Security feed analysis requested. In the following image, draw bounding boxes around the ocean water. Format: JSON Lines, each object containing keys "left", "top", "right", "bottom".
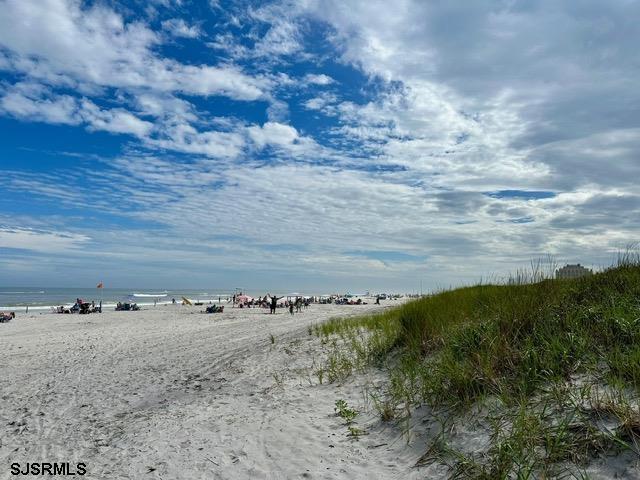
{"left": 0, "top": 287, "right": 236, "bottom": 311}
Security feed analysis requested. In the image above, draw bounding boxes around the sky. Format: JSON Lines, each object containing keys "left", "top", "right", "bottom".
{"left": 0, "top": 0, "right": 639, "bottom": 292}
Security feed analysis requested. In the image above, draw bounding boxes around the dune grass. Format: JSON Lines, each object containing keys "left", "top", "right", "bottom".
{"left": 313, "top": 256, "right": 640, "bottom": 477}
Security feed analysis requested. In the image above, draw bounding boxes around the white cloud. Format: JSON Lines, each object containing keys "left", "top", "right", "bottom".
{"left": 245, "top": 122, "right": 322, "bottom": 158}
{"left": 249, "top": 5, "right": 303, "bottom": 58}
{"left": 207, "top": 3, "right": 310, "bottom": 62}
{"left": 0, "top": 0, "right": 266, "bottom": 100}
{"left": 304, "top": 74, "right": 334, "bottom": 85}
{"left": 253, "top": 20, "right": 301, "bottom": 57}
{"left": 206, "top": 33, "right": 249, "bottom": 58}
{"left": 148, "top": 124, "right": 246, "bottom": 158}
{"left": 133, "top": 93, "right": 197, "bottom": 123}
{"left": 247, "top": 122, "right": 299, "bottom": 148}
{"left": 161, "top": 18, "right": 201, "bottom": 38}
{"left": 0, "top": 227, "right": 90, "bottom": 253}
{"left": 0, "top": 89, "right": 79, "bottom": 125}
{"left": 172, "top": 63, "right": 264, "bottom": 100}
{"left": 79, "top": 100, "right": 154, "bottom": 137}
{"left": 3, "top": 149, "right": 633, "bottom": 289}
{"left": 0, "top": 84, "right": 154, "bottom": 137}
{"left": 300, "top": 0, "right": 640, "bottom": 182}
{"left": 302, "top": 92, "right": 339, "bottom": 115}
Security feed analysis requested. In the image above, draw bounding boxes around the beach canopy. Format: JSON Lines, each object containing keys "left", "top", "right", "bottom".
{"left": 236, "top": 294, "right": 253, "bottom": 303}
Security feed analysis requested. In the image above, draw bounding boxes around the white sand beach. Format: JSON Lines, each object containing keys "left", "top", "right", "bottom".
{"left": 0, "top": 301, "right": 428, "bottom": 480}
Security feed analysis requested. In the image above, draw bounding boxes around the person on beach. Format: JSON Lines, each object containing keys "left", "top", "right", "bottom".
{"left": 289, "top": 303, "right": 294, "bottom": 315}
{"left": 269, "top": 295, "right": 283, "bottom": 314}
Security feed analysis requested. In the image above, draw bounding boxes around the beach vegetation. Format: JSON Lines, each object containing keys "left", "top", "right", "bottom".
{"left": 313, "top": 250, "right": 640, "bottom": 476}
{"left": 335, "top": 399, "right": 366, "bottom": 439}
{"left": 335, "top": 399, "right": 359, "bottom": 424}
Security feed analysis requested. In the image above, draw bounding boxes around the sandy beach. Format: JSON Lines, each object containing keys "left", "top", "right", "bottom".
{"left": 0, "top": 301, "right": 427, "bottom": 480}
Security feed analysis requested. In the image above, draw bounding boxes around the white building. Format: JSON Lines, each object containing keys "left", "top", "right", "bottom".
{"left": 556, "top": 264, "right": 593, "bottom": 280}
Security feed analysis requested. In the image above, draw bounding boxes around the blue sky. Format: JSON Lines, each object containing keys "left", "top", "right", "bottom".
{"left": 0, "top": 0, "right": 639, "bottom": 291}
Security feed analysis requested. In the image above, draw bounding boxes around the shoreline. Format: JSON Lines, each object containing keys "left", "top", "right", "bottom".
{"left": 0, "top": 295, "right": 393, "bottom": 313}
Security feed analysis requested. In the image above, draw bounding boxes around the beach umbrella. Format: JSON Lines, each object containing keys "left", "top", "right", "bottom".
{"left": 236, "top": 294, "right": 253, "bottom": 303}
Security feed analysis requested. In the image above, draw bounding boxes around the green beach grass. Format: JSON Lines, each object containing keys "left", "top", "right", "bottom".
{"left": 313, "top": 254, "right": 640, "bottom": 477}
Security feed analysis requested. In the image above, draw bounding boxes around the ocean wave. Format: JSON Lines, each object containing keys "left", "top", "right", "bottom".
{"left": 0, "top": 291, "right": 45, "bottom": 294}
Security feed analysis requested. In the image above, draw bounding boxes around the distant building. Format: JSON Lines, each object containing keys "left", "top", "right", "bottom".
{"left": 556, "top": 264, "right": 593, "bottom": 280}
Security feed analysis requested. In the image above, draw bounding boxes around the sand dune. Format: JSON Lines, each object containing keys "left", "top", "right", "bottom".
{"left": 1, "top": 302, "right": 428, "bottom": 479}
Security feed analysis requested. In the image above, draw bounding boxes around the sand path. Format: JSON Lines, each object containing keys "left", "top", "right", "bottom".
{"left": 0, "top": 303, "right": 426, "bottom": 479}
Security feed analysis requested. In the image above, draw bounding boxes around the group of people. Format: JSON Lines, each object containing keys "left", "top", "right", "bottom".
{"left": 231, "top": 294, "right": 311, "bottom": 314}
{"left": 229, "top": 293, "right": 311, "bottom": 313}
{"left": 334, "top": 297, "right": 367, "bottom": 305}
{"left": 264, "top": 295, "right": 310, "bottom": 314}
{"left": 54, "top": 298, "right": 101, "bottom": 314}
{"left": 115, "top": 302, "right": 139, "bottom": 311}
{"left": 205, "top": 291, "right": 388, "bottom": 316}
{"left": 205, "top": 304, "right": 224, "bottom": 314}
{"left": 0, "top": 311, "right": 15, "bottom": 323}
